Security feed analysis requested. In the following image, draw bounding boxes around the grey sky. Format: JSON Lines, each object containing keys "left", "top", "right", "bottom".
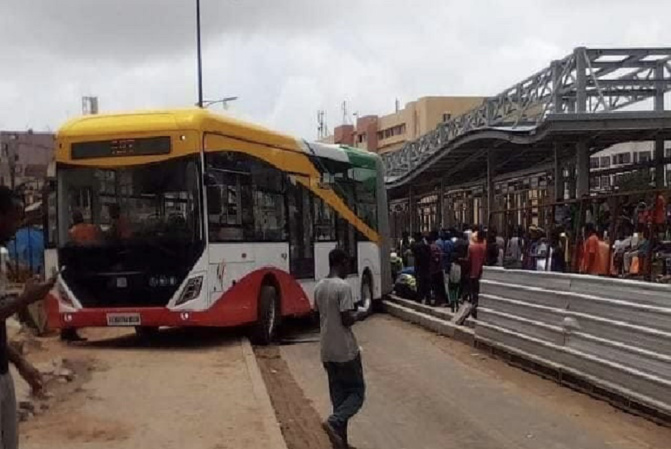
{"left": 1, "top": 0, "right": 669, "bottom": 138}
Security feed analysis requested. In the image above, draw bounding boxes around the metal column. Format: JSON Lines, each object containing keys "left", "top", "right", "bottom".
{"left": 438, "top": 181, "right": 444, "bottom": 230}
{"left": 486, "top": 150, "right": 495, "bottom": 226}
{"left": 574, "top": 47, "right": 587, "bottom": 113}
{"left": 554, "top": 144, "right": 563, "bottom": 201}
{"left": 408, "top": 187, "right": 415, "bottom": 235}
{"left": 576, "top": 141, "right": 589, "bottom": 197}
{"left": 655, "top": 62, "right": 666, "bottom": 188}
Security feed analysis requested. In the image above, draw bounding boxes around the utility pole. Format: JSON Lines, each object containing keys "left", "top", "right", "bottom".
{"left": 196, "top": 0, "right": 204, "bottom": 108}
{"left": 317, "top": 110, "right": 328, "bottom": 139}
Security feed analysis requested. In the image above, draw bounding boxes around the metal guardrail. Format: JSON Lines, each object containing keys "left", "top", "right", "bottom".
{"left": 478, "top": 267, "right": 671, "bottom": 417}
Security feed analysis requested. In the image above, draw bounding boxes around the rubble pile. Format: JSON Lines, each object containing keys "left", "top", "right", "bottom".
{"left": 18, "top": 358, "right": 77, "bottom": 422}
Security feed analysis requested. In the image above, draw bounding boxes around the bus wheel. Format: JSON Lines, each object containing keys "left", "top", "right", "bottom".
{"left": 135, "top": 326, "right": 160, "bottom": 340}
{"left": 251, "top": 285, "right": 279, "bottom": 346}
{"left": 359, "top": 272, "right": 374, "bottom": 317}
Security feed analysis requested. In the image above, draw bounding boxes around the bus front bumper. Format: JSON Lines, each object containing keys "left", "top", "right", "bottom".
{"left": 56, "top": 307, "right": 205, "bottom": 328}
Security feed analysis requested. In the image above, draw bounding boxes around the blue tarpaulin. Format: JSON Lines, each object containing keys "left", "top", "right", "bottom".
{"left": 6, "top": 226, "right": 44, "bottom": 274}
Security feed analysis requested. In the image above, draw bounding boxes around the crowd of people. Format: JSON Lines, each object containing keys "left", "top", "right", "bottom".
{"left": 389, "top": 191, "right": 671, "bottom": 316}
{"left": 391, "top": 226, "right": 491, "bottom": 317}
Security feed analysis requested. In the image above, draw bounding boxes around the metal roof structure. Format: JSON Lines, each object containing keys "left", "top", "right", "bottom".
{"left": 383, "top": 47, "right": 671, "bottom": 197}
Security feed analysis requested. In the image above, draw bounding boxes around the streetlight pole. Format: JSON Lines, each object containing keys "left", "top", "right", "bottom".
{"left": 196, "top": 0, "right": 204, "bottom": 108}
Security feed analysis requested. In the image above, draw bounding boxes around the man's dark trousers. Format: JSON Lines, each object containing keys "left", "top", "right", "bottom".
{"left": 323, "top": 353, "right": 365, "bottom": 445}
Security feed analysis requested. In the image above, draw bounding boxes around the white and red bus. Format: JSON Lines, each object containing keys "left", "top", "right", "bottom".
{"left": 44, "top": 109, "right": 391, "bottom": 343}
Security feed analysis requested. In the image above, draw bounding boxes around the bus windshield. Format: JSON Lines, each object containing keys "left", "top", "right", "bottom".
{"left": 58, "top": 156, "right": 202, "bottom": 247}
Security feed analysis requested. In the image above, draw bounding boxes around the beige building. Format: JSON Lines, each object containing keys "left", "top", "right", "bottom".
{"left": 325, "top": 96, "right": 485, "bottom": 154}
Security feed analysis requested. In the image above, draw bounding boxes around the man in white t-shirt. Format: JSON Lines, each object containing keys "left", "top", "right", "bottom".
{"left": 314, "top": 248, "right": 366, "bottom": 448}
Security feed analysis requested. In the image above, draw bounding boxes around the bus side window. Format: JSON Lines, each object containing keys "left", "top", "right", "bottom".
{"left": 336, "top": 217, "right": 358, "bottom": 275}
{"left": 314, "top": 198, "right": 336, "bottom": 241}
{"left": 206, "top": 186, "right": 222, "bottom": 215}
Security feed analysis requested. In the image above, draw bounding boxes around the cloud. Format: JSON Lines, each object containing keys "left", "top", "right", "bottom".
{"left": 1, "top": 0, "right": 671, "bottom": 139}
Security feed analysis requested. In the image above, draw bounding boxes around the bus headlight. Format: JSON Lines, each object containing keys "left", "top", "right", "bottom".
{"left": 176, "top": 276, "right": 204, "bottom": 306}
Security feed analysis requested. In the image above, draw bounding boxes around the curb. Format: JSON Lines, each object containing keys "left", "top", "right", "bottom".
{"left": 383, "top": 300, "right": 475, "bottom": 345}
{"left": 240, "top": 338, "right": 289, "bottom": 449}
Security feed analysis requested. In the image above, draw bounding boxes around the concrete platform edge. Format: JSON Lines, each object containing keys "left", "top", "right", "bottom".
{"left": 240, "top": 338, "right": 289, "bottom": 449}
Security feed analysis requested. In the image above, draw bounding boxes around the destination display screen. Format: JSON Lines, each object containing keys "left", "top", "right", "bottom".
{"left": 71, "top": 136, "right": 171, "bottom": 159}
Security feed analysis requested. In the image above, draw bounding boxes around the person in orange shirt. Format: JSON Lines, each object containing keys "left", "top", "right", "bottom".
{"left": 596, "top": 231, "right": 611, "bottom": 276}
{"left": 583, "top": 224, "right": 600, "bottom": 275}
{"left": 68, "top": 211, "right": 100, "bottom": 245}
{"left": 653, "top": 192, "right": 667, "bottom": 226}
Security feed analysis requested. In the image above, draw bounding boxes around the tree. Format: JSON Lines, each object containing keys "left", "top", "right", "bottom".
{"left": 614, "top": 170, "right": 653, "bottom": 192}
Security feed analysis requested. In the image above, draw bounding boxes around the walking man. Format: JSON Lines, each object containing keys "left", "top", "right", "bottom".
{"left": 315, "top": 248, "right": 366, "bottom": 448}
{"left": 411, "top": 232, "right": 431, "bottom": 304}
{"left": 0, "top": 187, "right": 56, "bottom": 448}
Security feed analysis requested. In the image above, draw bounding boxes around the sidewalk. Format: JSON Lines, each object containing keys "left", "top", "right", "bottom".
{"left": 17, "top": 329, "right": 287, "bottom": 449}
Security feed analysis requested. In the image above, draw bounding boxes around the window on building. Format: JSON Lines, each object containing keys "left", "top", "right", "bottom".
{"left": 600, "top": 156, "right": 610, "bottom": 168}
{"left": 639, "top": 151, "right": 651, "bottom": 163}
{"left": 601, "top": 175, "right": 610, "bottom": 189}
{"left": 614, "top": 152, "right": 632, "bottom": 165}
{"left": 443, "top": 113, "right": 452, "bottom": 122}
{"left": 592, "top": 176, "right": 600, "bottom": 188}
{"left": 590, "top": 157, "right": 599, "bottom": 169}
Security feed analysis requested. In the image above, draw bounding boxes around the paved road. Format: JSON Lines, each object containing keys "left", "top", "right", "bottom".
{"left": 21, "top": 328, "right": 285, "bottom": 449}
{"left": 281, "top": 315, "right": 670, "bottom": 449}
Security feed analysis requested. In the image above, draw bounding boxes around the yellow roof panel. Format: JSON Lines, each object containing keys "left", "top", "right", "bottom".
{"left": 57, "top": 108, "right": 300, "bottom": 150}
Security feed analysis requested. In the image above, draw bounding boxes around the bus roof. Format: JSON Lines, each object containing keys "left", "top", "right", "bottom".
{"left": 57, "top": 108, "right": 298, "bottom": 148}
{"left": 56, "top": 108, "right": 382, "bottom": 169}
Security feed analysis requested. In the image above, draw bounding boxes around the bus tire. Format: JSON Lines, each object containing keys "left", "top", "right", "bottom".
{"left": 135, "top": 326, "right": 160, "bottom": 340}
{"left": 359, "top": 271, "right": 374, "bottom": 317}
{"left": 251, "top": 285, "right": 279, "bottom": 345}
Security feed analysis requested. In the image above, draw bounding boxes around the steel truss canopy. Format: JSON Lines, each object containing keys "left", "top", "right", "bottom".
{"left": 383, "top": 47, "right": 671, "bottom": 186}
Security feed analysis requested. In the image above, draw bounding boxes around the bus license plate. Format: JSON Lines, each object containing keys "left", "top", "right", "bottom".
{"left": 106, "top": 313, "right": 141, "bottom": 326}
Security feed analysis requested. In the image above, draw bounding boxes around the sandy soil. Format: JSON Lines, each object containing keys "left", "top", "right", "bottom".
{"left": 20, "top": 328, "right": 285, "bottom": 449}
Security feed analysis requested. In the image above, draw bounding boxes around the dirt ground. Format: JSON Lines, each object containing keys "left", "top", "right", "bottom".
{"left": 19, "top": 327, "right": 286, "bottom": 449}
{"left": 254, "top": 345, "right": 332, "bottom": 449}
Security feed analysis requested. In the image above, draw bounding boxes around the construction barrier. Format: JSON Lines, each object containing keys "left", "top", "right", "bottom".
{"left": 478, "top": 267, "right": 671, "bottom": 420}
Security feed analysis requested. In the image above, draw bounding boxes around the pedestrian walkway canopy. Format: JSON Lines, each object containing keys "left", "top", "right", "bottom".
{"left": 383, "top": 47, "right": 671, "bottom": 198}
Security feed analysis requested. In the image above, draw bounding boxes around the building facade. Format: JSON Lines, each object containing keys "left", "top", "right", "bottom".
{"left": 325, "top": 96, "right": 485, "bottom": 154}
{"left": 0, "top": 131, "right": 55, "bottom": 205}
{"left": 590, "top": 141, "right": 671, "bottom": 192}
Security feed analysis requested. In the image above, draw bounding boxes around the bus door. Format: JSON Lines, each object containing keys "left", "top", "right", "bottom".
{"left": 286, "top": 178, "right": 314, "bottom": 279}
